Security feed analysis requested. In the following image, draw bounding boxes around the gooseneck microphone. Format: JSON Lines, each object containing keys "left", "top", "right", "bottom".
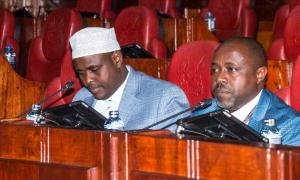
{"left": 142, "top": 99, "right": 212, "bottom": 130}
{"left": 38, "top": 81, "right": 74, "bottom": 107}
{"left": 17, "top": 81, "right": 75, "bottom": 118}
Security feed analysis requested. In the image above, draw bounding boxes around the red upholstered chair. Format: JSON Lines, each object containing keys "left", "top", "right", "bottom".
{"left": 42, "top": 50, "right": 82, "bottom": 108}
{"left": 26, "top": 8, "right": 82, "bottom": 83}
{"left": 138, "top": 0, "right": 181, "bottom": 18}
{"left": 114, "top": 6, "right": 167, "bottom": 59}
{"left": 0, "top": 7, "right": 19, "bottom": 68}
{"left": 77, "top": 0, "right": 115, "bottom": 18}
{"left": 168, "top": 40, "right": 219, "bottom": 107}
{"left": 275, "top": 54, "right": 300, "bottom": 112}
{"left": 200, "top": 0, "right": 257, "bottom": 41}
{"left": 272, "top": 0, "right": 300, "bottom": 41}
{"left": 268, "top": 5, "right": 300, "bottom": 61}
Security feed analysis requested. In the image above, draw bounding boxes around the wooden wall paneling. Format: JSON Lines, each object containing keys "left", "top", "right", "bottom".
{"left": 0, "top": 55, "right": 45, "bottom": 118}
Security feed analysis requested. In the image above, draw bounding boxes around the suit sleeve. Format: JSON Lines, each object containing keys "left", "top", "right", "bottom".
{"left": 154, "top": 85, "right": 191, "bottom": 133}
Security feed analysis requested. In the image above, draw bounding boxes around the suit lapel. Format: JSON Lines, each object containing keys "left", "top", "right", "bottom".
{"left": 248, "top": 89, "right": 270, "bottom": 132}
{"left": 118, "top": 67, "right": 143, "bottom": 125}
{"left": 84, "top": 95, "right": 95, "bottom": 107}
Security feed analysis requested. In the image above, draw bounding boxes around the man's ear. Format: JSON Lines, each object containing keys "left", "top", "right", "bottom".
{"left": 112, "top": 51, "right": 123, "bottom": 68}
{"left": 256, "top": 66, "right": 268, "bottom": 84}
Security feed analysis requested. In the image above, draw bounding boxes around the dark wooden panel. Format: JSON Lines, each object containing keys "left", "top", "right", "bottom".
{"left": 48, "top": 128, "right": 100, "bottom": 166}
{"left": 0, "top": 158, "right": 97, "bottom": 180}
{"left": 266, "top": 59, "right": 290, "bottom": 92}
{"left": 255, "top": 0, "right": 288, "bottom": 21}
{"left": 131, "top": 171, "right": 192, "bottom": 180}
{"left": 125, "top": 58, "right": 167, "bottom": 80}
{"left": 112, "top": 0, "right": 138, "bottom": 13}
{"left": 161, "top": 17, "right": 218, "bottom": 54}
{"left": 179, "top": 0, "right": 209, "bottom": 9}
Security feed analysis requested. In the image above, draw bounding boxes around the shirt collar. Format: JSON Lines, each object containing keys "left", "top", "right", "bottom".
{"left": 92, "top": 66, "right": 130, "bottom": 118}
{"left": 231, "top": 90, "right": 263, "bottom": 124}
{"left": 107, "top": 66, "right": 130, "bottom": 104}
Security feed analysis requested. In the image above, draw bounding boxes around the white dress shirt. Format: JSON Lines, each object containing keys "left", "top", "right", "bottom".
{"left": 93, "top": 67, "right": 130, "bottom": 118}
{"left": 231, "top": 90, "right": 262, "bottom": 124}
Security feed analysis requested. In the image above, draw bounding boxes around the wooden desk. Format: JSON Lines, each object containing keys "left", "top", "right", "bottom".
{"left": 161, "top": 17, "right": 218, "bottom": 54}
{"left": 0, "top": 121, "right": 299, "bottom": 179}
{"left": 125, "top": 58, "right": 167, "bottom": 80}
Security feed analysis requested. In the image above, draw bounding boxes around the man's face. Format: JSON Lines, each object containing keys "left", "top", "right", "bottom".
{"left": 73, "top": 52, "right": 123, "bottom": 100}
{"left": 211, "top": 45, "right": 262, "bottom": 111}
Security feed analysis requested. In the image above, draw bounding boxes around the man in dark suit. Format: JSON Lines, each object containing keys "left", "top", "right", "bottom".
{"left": 193, "top": 37, "right": 300, "bottom": 146}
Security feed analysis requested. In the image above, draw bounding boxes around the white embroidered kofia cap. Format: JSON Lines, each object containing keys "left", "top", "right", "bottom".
{"left": 69, "top": 27, "right": 121, "bottom": 59}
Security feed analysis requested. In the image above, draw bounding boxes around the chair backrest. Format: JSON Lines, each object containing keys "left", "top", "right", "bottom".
{"left": 138, "top": 0, "right": 181, "bottom": 18}
{"left": 201, "top": 0, "right": 256, "bottom": 41}
{"left": 268, "top": 5, "right": 300, "bottom": 61}
{"left": 114, "top": 6, "right": 167, "bottom": 59}
{"left": 272, "top": 0, "right": 300, "bottom": 41}
{"left": 26, "top": 8, "right": 82, "bottom": 83}
{"left": 77, "top": 0, "right": 115, "bottom": 18}
{"left": 290, "top": 54, "right": 300, "bottom": 112}
{"left": 0, "top": 7, "right": 14, "bottom": 50}
{"left": 168, "top": 40, "right": 219, "bottom": 106}
{"left": 42, "top": 50, "right": 82, "bottom": 108}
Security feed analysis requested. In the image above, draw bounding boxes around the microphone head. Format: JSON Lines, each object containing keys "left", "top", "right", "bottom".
{"left": 192, "top": 99, "right": 212, "bottom": 112}
{"left": 63, "top": 81, "right": 74, "bottom": 90}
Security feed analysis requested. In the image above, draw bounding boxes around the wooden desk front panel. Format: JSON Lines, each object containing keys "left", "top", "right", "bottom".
{"left": 0, "top": 124, "right": 42, "bottom": 162}
{"left": 124, "top": 134, "right": 300, "bottom": 179}
{"left": 1, "top": 123, "right": 300, "bottom": 179}
{"left": 0, "top": 123, "right": 115, "bottom": 179}
{"left": 0, "top": 158, "right": 98, "bottom": 180}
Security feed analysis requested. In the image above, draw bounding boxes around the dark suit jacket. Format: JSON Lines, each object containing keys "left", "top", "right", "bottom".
{"left": 192, "top": 89, "right": 300, "bottom": 146}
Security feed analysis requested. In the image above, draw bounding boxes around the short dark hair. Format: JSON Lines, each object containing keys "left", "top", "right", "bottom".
{"left": 216, "top": 37, "right": 267, "bottom": 68}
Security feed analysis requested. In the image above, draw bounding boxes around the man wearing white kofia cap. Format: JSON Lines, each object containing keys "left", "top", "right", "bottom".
{"left": 70, "top": 27, "right": 190, "bottom": 131}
